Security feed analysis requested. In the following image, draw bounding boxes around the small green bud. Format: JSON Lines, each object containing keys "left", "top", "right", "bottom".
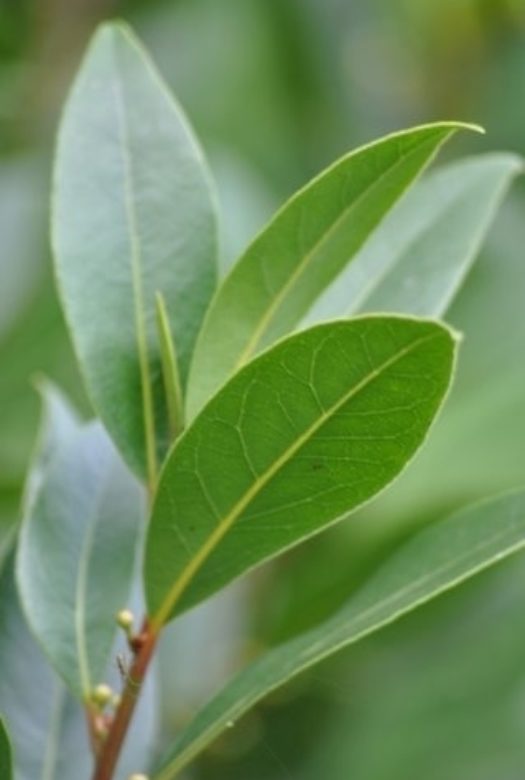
{"left": 111, "top": 693, "right": 122, "bottom": 709}
{"left": 116, "top": 609, "right": 134, "bottom": 632}
{"left": 128, "top": 775, "right": 149, "bottom": 780}
{"left": 91, "top": 683, "right": 113, "bottom": 707}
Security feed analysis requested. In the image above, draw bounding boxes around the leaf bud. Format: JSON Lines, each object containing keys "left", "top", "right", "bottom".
{"left": 91, "top": 683, "right": 113, "bottom": 707}
{"left": 116, "top": 608, "right": 135, "bottom": 632}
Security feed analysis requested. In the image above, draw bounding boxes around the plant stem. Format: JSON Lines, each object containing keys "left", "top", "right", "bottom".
{"left": 91, "top": 619, "right": 158, "bottom": 780}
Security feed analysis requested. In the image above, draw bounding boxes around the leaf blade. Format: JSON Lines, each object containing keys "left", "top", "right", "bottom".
{"left": 305, "top": 152, "right": 523, "bottom": 323}
{"left": 153, "top": 489, "right": 525, "bottom": 779}
{"left": 146, "top": 316, "right": 457, "bottom": 624}
{"left": 16, "top": 390, "right": 145, "bottom": 699}
{"left": 52, "top": 22, "right": 218, "bottom": 478}
{"left": 0, "top": 554, "right": 92, "bottom": 780}
{"left": 0, "top": 718, "right": 13, "bottom": 780}
{"left": 187, "top": 122, "right": 477, "bottom": 419}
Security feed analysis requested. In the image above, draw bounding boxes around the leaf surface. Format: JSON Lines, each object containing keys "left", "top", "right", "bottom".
{"left": 17, "top": 390, "right": 145, "bottom": 699}
{"left": 53, "top": 22, "right": 218, "bottom": 479}
{"left": 145, "top": 316, "right": 456, "bottom": 624}
{"left": 0, "top": 718, "right": 13, "bottom": 780}
{"left": 305, "top": 153, "right": 522, "bottom": 322}
{"left": 187, "top": 122, "right": 476, "bottom": 419}
{"left": 153, "top": 489, "right": 525, "bottom": 779}
{"left": 0, "top": 555, "right": 92, "bottom": 780}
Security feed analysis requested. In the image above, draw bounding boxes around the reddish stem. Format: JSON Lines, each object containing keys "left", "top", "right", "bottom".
{"left": 91, "top": 619, "right": 158, "bottom": 780}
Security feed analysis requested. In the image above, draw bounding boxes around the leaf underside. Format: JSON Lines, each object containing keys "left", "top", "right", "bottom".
{"left": 53, "top": 22, "right": 218, "bottom": 478}
{"left": 17, "top": 390, "right": 145, "bottom": 699}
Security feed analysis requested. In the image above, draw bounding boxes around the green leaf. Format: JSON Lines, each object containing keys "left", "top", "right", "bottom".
{"left": 23, "top": 380, "right": 79, "bottom": 511}
{"left": 156, "top": 291, "right": 184, "bottom": 442}
{"left": 305, "top": 153, "right": 523, "bottom": 323}
{"left": 17, "top": 389, "right": 145, "bottom": 699}
{"left": 153, "top": 489, "right": 525, "bottom": 779}
{"left": 186, "top": 122, "right": 477, "bottom": 420}
{"left": 0, "top": 718, "right": 13, "bottom": 780}
{"left": 145, "top": 316, "right": 457, "bottom": 625}
{"left": 52, "top": 22, "right": 218, "bottom": 482}
{"left": 0, "top": 555, "right": 92, "bottom": 780}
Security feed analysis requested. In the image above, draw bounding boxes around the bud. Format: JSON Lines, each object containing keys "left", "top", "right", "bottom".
{"left": 116, "top": 609, "right": 134, "bottom": 632}
{"left": 111, "top": 693, "right": 122, "bottom": 709}
{"left": 91, "top": 683, "right": 113, "bottom": 707}
{"left": 128, "top": 775, "right": 149, "bottom": 780}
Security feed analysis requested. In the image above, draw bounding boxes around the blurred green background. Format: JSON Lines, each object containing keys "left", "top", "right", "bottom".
{"left": 2, "top": 1, "right": 525, "bottom": 778}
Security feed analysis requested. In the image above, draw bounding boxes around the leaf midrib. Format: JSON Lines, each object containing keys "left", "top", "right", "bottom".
{"left": 111, "top": 37, "right": 157, "bottom": 485}
{"left": 152, "top": 330, "right": 439, "bottom": 626}
{"left": 41, "top": 684, "right": 66, "bottom": 780}
{"left": 74, "top": 454, "right": 112, "bottom": 698}
{"left": 233, "top": 129, "right": 449, "bottom": 371}
{"left": 155, "top": 519, "right": 525, "bottom": 780}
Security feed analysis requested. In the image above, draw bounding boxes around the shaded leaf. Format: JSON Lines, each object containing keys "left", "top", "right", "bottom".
{"left": 145, "top": 316, "right": 456, "bottom": 624}
{"left": 23, "top": 380, "right": 79, "bottom": 511}
{"left": 187, "top": 122, "right": 476, "bottom": 419}
{"left": 0, "top": 554, "right": 92, "bottom": 780}
{"left": 305, "top": 153, "right": 523, "bottom": 323}
{"left": 53, "top": 22, "right": 218, "bottom": 481}
{"left": 0, "top": 718, "right": 13, "bottom": 780}
{"left": 153, "top": 489, "right": 525, "bottom": 779}
{"left": 17, "top": 389, "right": 145, "bottom": 699}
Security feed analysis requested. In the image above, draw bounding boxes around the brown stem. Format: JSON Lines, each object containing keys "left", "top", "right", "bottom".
{"left": 91, "top": 619, "right": 159, "bottom": 780}
{"left": 85, "top": 706, "right": 101, "bottom": 755}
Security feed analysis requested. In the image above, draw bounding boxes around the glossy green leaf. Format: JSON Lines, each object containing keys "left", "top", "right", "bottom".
{"left": 145, "top": 316, "right": 456, "bottom": 625}
{"left": 0, "top": 718, "right": 13, "bottom": 780}
{"left": 186, "top": 122, "right": 476, "bottom": 419}
{"left": 0, "top": 555, "right": 92, "bottom": 780}
{"left": 52, "top": 22, "right": 218, "bottom": 481}
{"left": 305, "top": 153, "right": 523, "bottom": 323}
{"left": 153, "top": 489, "right": 525, "bottom": 779}
{"left": 17, "top": 389, "right": 145, "bottom": 699}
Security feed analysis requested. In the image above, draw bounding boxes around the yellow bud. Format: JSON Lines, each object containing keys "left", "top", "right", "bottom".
{"left": 128, "top": 775, "right": 149, "bottom": 780}
{"left": 91, "top": 683, "right": 113, "bottom": 707}
{"left": 116, "top": 609, "right": 134, "bottom": 631}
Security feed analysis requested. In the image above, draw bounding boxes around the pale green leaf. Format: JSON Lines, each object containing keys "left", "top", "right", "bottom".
{"left": 0, "top": 554, "right": 92, "bottom": 780}
{"left": 17, "top": 390, "right": 145, "bottom": 699}
{"left": 305, "top": 153, "right": 523, "bottom": 323}
{"left": 0, "top": 718, "right": 13, "bottom": 780}
{"left": 145, "top": 316, "right": 456, "bottom": 625}
{"left": 23, "top": 380, "right": 79, "bottom": 512}
{"left": 153, "top": 489, "right": 525, "bottom": 779}
{"left": 186, "top": 122, "right": 477, "bottom": 419}
{"left": 52, "top": 22, "right": 218, "bottom": 481}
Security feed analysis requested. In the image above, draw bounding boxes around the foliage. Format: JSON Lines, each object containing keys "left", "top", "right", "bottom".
{"left": 0, "top": 18, "right": 523, "bottom": 780}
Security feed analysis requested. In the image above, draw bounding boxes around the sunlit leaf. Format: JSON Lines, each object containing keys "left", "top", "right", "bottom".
{"left": 146, "top": 316, "right": 456, "bottom": 624}
{"left": 187, "top": 122, "right": 477, "bottom": 419}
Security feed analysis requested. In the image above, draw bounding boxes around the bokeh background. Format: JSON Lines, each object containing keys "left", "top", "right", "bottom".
{"left": 2, "top": 1, "right": 525, "bottom": 778}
